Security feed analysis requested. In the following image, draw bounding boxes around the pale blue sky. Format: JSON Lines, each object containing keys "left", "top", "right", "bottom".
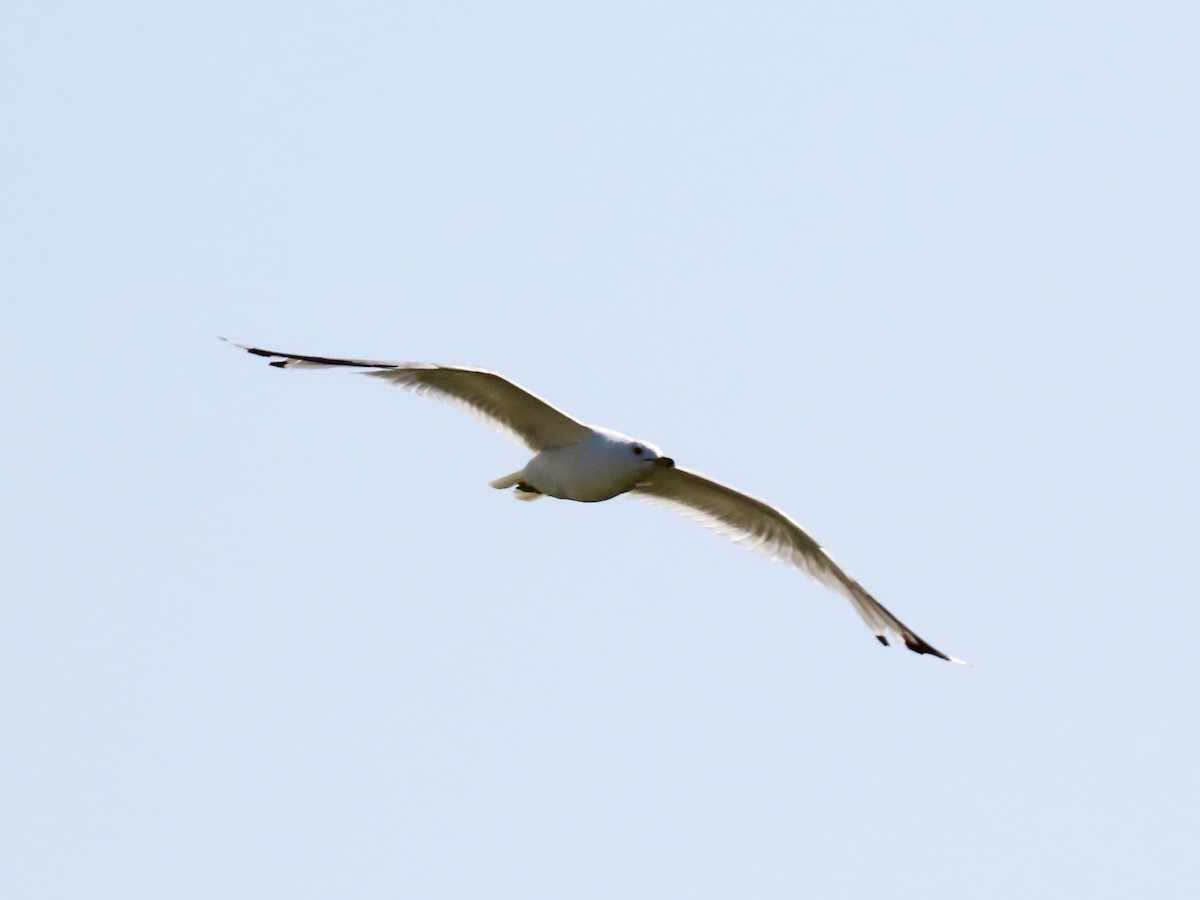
{"left": 4, "top": 2, "right": 1198, "bottom": 897}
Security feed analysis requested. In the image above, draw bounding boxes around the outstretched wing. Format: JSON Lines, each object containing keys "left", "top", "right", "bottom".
{"left": 225, "top": 340, "right": 593, "bottom": 451}
{"left": 633, "top": 466, "right": 963, "bottom": 663}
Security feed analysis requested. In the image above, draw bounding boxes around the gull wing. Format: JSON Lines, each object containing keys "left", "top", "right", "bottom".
{"left": 633, "top": 466, "right": 963, "bottom": 662}
{"left": 225, "top": 340, "right": 593, "bottom": 451}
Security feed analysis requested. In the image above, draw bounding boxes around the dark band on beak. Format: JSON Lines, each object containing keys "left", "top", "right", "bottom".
{"left": 654, "top": 457, "right": 675, "bottom": 468}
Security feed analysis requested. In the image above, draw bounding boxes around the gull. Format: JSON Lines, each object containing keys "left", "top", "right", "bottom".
{"left": 226, "top": 340, "right": 964, "bottom": 663}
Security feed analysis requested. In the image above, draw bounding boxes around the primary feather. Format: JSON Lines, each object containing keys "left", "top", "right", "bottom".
{"left": 633, "top": 467, "right": 963, "bottom": 663}
{"left": 224, "top": 340, "right": 591, "bottom": 450}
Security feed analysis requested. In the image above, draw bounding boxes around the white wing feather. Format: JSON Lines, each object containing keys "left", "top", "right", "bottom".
{"left": 633, "top": 466, "right": 964, "bottom": 663}
{"left": 225, "top": 341, "right": 592, "bottom": 451}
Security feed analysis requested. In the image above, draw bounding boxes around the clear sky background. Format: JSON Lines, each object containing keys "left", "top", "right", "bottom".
{"left": 4, "top": 2, "right": 1198, "bottom": 897}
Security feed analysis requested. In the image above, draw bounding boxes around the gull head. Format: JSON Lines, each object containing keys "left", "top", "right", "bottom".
{"left": 633, "top": 446, "right": 672, "bottom": 472}
{"left": 626, "top": 439, "right": 674, "bottom": 469}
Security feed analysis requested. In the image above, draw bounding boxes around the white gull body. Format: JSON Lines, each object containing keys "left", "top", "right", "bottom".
{"left": 509, "top": 426, "right": 670, "bottom": 502}
{"left": 227, "top": 340, "right": 964, "bottom": 663}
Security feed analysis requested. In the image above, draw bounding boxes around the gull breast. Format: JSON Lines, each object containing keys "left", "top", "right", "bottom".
{"left": 523, "top": 431, "right": 646, "bottom": 502}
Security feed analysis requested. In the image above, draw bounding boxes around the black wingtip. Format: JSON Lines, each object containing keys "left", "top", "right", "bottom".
{"left": 876, "top": 628, "right": 961, "bottom": 663}
{"left": 902, "top": 634, "right": 954, "bottom": 662}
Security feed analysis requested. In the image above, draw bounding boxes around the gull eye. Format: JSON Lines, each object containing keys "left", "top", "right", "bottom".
{"left": 633, "top": 445, "right": 644, "bottom": 455}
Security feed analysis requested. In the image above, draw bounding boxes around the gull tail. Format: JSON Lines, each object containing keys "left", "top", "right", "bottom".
{"left": 489, "top": 469, "right": 544, "bottom": 501}
{"left": 489, "top": 470, "right": 525, "bottom": 490}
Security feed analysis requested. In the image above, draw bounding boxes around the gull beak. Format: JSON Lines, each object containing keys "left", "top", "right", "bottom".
{"left": 653, "top": 456, "right": 675, "bottom": 468}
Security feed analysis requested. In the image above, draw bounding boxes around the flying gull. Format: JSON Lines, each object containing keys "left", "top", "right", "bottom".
{"left": 227, "top": 340, "right": 963, "bottom": 663}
